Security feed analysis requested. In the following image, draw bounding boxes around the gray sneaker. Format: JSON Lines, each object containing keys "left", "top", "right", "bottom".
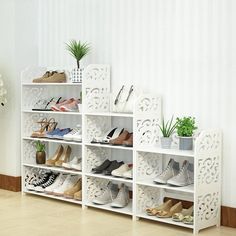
{"left": 111, "top": 183, "right": 129, "bottom": 208}
{"left": 93, "top": 182, "right": 119, "bottom": 205}
{"left": 167, "top": 160, "right": 194, "bottom": 186}
{"left": 154, "top": 159, "right": 179, "bottom": 184}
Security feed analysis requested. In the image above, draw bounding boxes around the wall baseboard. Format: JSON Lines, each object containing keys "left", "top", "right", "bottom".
{"left": 221, "top": 206, "right": 236, "bottom": 228}
{"left": 0, "top": 174, "right": 21, "bottom": 192}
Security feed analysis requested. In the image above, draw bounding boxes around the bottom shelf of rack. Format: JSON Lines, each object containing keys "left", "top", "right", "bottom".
{"left": 24, "top": 190, "right": 82, "bottom": 205}
{"left": 85, "top": 201, "right": 133, "bottom": 216}
{"left": 136, "top": 213, "right": 194, "bottom": 229}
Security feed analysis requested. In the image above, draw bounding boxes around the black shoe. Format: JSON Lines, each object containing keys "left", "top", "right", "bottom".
{"left": 103, "top": 161, "right": 124, "bottom": 175}
{"left": 92, "top": 159, "right": 111, "bottom": 173}
{"left": 32, "top": 171, "right": 52, "bottom": 187}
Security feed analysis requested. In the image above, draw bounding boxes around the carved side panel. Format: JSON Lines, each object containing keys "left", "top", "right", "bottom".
{"left": 137, "top": 152, "right": 162, "bottom": 180}
{"left": 135, "top": 96, "right": 161, "bottom": 114}
{"left": 136, "top": 185, "right": 161, "bottom": 213}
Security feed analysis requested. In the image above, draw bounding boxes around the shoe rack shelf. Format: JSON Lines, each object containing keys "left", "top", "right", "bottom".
{"left": 22, "top": 110, "right": 82, "bottom": 115}
{"left": 22, "top": 82, "right": 82, "bottom": 86}
{"left": 21, "top": 65, "right": 222, "bottom": 234}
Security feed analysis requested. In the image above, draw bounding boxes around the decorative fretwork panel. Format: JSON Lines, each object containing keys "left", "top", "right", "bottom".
{"left": 197, "top": 192, "right": 219, "bottom": 222}
{"left": 137, "top": 152, "right": 162, "bottom": 179}
{"left": 137, "top": 185, "right": 161, "bottom": 213}
{"left": 135, "top": 96, "right": 161, "bottom": 114}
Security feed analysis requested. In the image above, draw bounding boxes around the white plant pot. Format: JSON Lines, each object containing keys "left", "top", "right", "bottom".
{"left": 160, "top": 137, "right": 172, "bottom": 149}
{"left": 70, "top": 68, "right": 84, "bottom": 83}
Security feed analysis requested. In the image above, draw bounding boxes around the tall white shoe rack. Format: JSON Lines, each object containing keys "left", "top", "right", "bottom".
{"left": 21, "top": 65, "right": 222, "bottom": 234}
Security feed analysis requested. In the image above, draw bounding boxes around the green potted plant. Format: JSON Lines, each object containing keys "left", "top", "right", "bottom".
{"left": 66, "top": 39, "right": 90, "bottom": 83}
{"left": 176, "top": 116, "right": 197, "bottom": 150}
{"left": 35, "top": 141, "right": 46, "bottom": 164}
{"left": 158, "top": 116, "right": 177, "bottom": 149}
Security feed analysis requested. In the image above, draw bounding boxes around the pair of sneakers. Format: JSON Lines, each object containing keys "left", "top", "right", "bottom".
{"left": 154, "top": 159, "right": 194, "bottom": 186}
{"left": 93, "top": 182, "right": 129, "bottom": 208}
{"left": 63, "top": 125, "right": 82, "bottom": 142}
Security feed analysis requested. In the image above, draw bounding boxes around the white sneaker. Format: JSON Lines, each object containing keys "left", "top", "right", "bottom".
{"left": 63, "top": 125, "right": 82, "bottom": 142}
{"left": 25, "top": 168, "right": 38, "bottom": 189}
{"left": 154, "top": 159, "right": 179, "bottom": 184}
{"left": 167, "top": 160, "right": 194, "bottom": 186}
{"left": 123, "top": 169, "right": 133, "bottom": 179}
{"left": 71, "top": 159, "right": 82, "bottom": 171}
{"left": 92, "top": 182, "right": 119, "bottom": 205}
{"left": 44, "top": 173, "right": 67, "bottom": 194}
{"left": 111, "top": 184, "right": 129, "bottom": 208}
{"left": 62, "top": 156, "right": 81, "bottom": 170}
{"left": 53, "top": 175, "right": 79, "bottom": 196}
{"left": 111, "top": 164, "right": 131, "bottom": 177}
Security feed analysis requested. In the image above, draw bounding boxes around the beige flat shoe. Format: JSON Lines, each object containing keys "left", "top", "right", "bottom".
{"left": 55, "top": 145, "right": 71, "bottom": 167}
{"left": 146, "top": 200, "right": 172, "bottom": 216}
{"left": 156, "top": 201, "right": 183, "bottom": 218}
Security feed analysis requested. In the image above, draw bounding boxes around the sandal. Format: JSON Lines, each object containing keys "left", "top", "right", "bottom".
{"left": 182, "top": 215, "right": 194, "bottom": 225}
{"left": 156, "top": 202, "right": 182, "bottom": 218}
{"left": 172, "top": 206, "right": 193, "bottom": 222}
{"left": 31, "top": 118, "right": 49, "bottom": 138}
{"left": 146, "top": 200, "right": 172, "bottom": 216}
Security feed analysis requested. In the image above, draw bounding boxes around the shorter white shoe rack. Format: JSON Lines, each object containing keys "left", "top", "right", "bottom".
{"left": 21, "top": 65, "right": 222, "bottom": 234}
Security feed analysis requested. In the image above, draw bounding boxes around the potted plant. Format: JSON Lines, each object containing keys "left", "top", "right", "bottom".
{"left": 35, "top": 141, "right": 46, "bottom": 164}
{"left": 176, "top": 116, "right": 197, "bottom": 150}
{"left": 158, "top": 116, "right": 177, "bottom": 149}
{"left": 66, "top": 39, "right": 90, "bottom": 83}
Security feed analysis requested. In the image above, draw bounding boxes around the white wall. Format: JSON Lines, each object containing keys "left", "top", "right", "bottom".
{"left": 37, "top": 0, "right": 236, "bottom": 207}
{"left": 0, "top": 0, "right": 38, "bottom": 176}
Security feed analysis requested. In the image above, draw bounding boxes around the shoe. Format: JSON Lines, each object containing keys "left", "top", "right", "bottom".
{"left": 111, "top": 163, "right": 131, "bottom": 178}
{"left": 44, "top": 173, "right": 67, "bottom": 194}
{"left": 64, "top": 178, "right": 82, "bottom": 199}
{"left": 63, "top": 125, "right": 82, "bottom": 142}
{"left": 92, "top": 182, "right": 119, "bottom": 205}
{"left": 51, "top": 98, "right": 74, "bottom": 111}
{"left": 146, "top": 200, "right": 173, "bottom": 216}
{"left": 156, "top": 202, "right": 183, "bottom": 218}
{"left": 53, "top": 175, "right": 79, "bottom": 196}
{"left": 46, "top": 145, "right": 64, "bottom": 166}
{"left": 111, "top": 184, "right": 129, "bottom": 208}
{"left": 100, "top": 128, "right": 124, "bottom": 144}
{"left": 122, "top": 167, "right": 133, "bottom": 179}
{"left": 52, "top": 128, "right": 72, "bottom": 139}
{"left": 33, "top": 72, "right": 66, "bottom": 83}
{"left": 45, "top": 128, "right": 60, "bottom": 138}
{"left": 154, "top": 159, "right": 179, "bottom": 184}
{"left": 122, "top": 133, "right": 133, "bottom": 147}
{"left": 62, "top": 156, "right": 81, "bottom": 170}
{"left": 167, "top": 160, "right": 194, "bottom": 186}
{"left": 25, "top": 169, "right": 39, "bottom": 189}
{"left": 31, "top": 118, "right": 49, "bottom": 138}
{"left": 92, "top": 159, "right": 111, "bottom": 174}
{"left": 60, "top": 99, "right": 79, "bottom": 112}
{"left": 71, "top": 158, "right": 82, "bottom": 171}
{"left": 27, "top": 171, "right": 52, "bottom": 191}
{"left": 55, "top": 145, "right": 72, "bottom": 167}
{"left": 34, "top": 173, "right": 58, "bottom": 192}
{"left": 74, "top": 190, "right": 82, "bottom": 201}
{"left": 172, "top": 206, "right": 194, "bottom": 222}
{"left": 109, "top": 130, "right": 129, "bottom": 145}
{"left": 103, "top": 161, "right": 124, "bottom": 175}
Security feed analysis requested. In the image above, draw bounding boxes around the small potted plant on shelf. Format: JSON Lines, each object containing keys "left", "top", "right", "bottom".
{"left": 66, "top": 39, "right": 91, "bottom": 83}
{"left": 176, "top": 116, "right": 197, "bottom": 150}
{"left": 158, "top": 116, "right": 177, "bottom": 149}
{"left": 35, "top": 141, "right": 46, "bottom": 164}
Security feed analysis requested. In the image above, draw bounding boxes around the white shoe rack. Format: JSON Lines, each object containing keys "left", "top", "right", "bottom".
{"left": 21, "top": 65, "right": 222, "bottom": 234}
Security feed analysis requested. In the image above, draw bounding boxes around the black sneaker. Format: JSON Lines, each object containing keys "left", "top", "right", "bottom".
{"left": 32, "top": 172, "right": 52, "bottom": 188}
{"left": 34, "top": 173, "right": 58, "bottom": 192}
{"left": 103, "top": 161, "right": 124, "bottom": 175}
{"left": 92, "top": 159, "right": 111, "bottom": 173}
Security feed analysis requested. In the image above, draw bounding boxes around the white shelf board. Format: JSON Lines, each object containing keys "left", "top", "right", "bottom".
{"left": 136, "top": 179, "right": 194, "bottom": 194}
{"left": 23, "top": 163, "right": 82, "bottom": 175}
{"left": 22, "top": 82, "right": 82, "bottom": 86}
{"left": 22, "top": 137, "right": 83, "bottom": 146}
{"left": 22, "top": 110, "right": 81, "bottom": 115}
{"left": 136, "top": 213, "right": 194, "bottom": 229}
{"left": 136, "top": 146, "right": 194, "bottom": 157}
{"left": 86, "top": 201, "right": 133, "bottom": 216}
{"left": 85, "top": 143, "right": 133, "bottom": 151}
{"left": 85, "top": 173, "right": 133, "bottom": 184}
{"left": 85, "top": 112, "right": 133, "bottom": 118}
{"left": 24, "top": 190, "right": 82, "bottom": 205}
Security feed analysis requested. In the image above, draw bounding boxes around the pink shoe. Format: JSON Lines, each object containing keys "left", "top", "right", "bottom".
{"left": 51, "top": 98, "right": 74, "bottom": 111}
{"left": 60, "top": 100, "right": 79, "bottom": 112}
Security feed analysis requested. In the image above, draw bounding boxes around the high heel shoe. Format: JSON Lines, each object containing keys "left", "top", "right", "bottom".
{"left": 55, "top": 145, "right": 72, "bottom": 167}
{"left": 156, "top": 202, "right": 183, "bottom": 218}
{"left": 46, "top": 145, "right": 64, "bottom": 166}
{"left": 31, "top": 118, "right": 49, "bottom": 138}
{"left": 146, "top": 200, "right": 172, "bottom": 216}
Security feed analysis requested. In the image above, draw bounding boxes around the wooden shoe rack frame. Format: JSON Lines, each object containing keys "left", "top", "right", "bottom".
{"left": 21, "top": 65, "right": 222, "bottom": 234}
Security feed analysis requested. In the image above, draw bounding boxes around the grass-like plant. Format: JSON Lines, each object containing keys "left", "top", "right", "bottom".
{"left": 176, "top": 116, "right": 197, "bottom": 137}
{"left": 158, "top": 116, "right": 177, "bottom": 137}
{"left": 35, "top": 141, "right": 46, "bottom": 152}
{"left": 66, "top": 40, "right": 90, "bottom": 68}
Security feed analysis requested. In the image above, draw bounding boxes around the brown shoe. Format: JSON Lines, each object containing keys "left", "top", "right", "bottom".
{"left": 64, "top": 178, "right": 82, "bottom": 199}
{"left": 33, "top": 71, "right": 52, "bottom": 83}
{"left": 46, "top": 145, "right": 64, "bottom": 166}
{"left": 55, "top": 145, "right": 71, "bottom": 167}
{"left": 74, "top": 190, "right": 82, "bottom": 201}
{"left": 122, "top": 133, "right": 133, "bottom": 147}
{"left": 109, "top": 130, "right": 129, "bottom": 145}
{"left": 42, "top": 72, "right": 66, "bottom": 83}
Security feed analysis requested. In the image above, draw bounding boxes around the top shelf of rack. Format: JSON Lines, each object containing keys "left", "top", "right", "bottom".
{"left": 85, "top": 112, "right": 134, "bottom": 118}
{"left": 22, "top": 83, "right": 82, "bottom": 86}
{"left": 136, "top": 146, "right": 194, "bottom": 157}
